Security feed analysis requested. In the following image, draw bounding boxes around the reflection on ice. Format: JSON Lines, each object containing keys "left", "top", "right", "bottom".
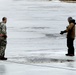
{"left": 7, "top": 56, "right": 76, "bottom": 72}
{"left": 27, "top": 57, "right": 74, "bottom": 63}
{"left": 8, "top": 56, "right": 74, "bottom": 64}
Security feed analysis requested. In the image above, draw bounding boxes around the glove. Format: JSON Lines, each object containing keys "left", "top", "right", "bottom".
{"left": 0, "top": 34, "right": 7, "bottom": 39}
{"left": 60, "top": 30, "right": 67, "bottom": 35}
{"left": 2, "top": 35, "right": 7, "bottom": 39}
{"left": 60, "top": 31, "right": 64, "bottom": 35}
{"left": 60, "top": 30, "right": 67, "bottom": 34}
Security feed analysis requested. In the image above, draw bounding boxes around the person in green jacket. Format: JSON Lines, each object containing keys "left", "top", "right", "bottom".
{"left": 0, "top": 17, "right": 7, "bottom": 60}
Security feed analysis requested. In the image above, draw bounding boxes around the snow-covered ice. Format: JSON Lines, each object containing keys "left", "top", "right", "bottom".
{"left": 0, "top": 0, "right": 76, "bottom": 75}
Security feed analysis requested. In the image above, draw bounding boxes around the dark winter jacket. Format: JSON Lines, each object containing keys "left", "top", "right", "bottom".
{"left": 66, "top": 22, "right": 75, "bottom": 39}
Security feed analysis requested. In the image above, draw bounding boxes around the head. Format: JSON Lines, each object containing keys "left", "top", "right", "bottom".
{"left": 2, "top": 17, "right": 7, "bottom": 23}
{"left": 69, "top": 19, "right": 75, "bottom": 24}
{"left": 68, "top": 17, "right": 72, "bottom": 23}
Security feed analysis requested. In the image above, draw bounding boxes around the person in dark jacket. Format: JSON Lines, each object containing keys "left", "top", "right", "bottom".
{"left": 60, "top": 17, "right": 75, "bottom": 56}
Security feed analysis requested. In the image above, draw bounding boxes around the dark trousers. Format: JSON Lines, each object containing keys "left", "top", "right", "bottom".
{"left": 67, "top": 38, "right": 74, "bottom": 55}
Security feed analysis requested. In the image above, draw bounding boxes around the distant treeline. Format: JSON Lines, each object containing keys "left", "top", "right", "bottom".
{"left": 60, "top": 0, "right": 76, "bottom": 1}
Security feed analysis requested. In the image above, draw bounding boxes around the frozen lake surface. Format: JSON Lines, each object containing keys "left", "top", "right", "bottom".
{"left": 0, "top": 0, "right": 76, "bottom": 75}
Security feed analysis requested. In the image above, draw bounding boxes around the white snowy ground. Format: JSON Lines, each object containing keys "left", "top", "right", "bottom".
{"left": 0, "top": 0, "right": 76, "bottom": 75}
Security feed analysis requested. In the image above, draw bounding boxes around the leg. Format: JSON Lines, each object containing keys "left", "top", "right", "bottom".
{"left": 0, "top": 40, "right": 7, "bottom": 60}
{"left": 0, "top": 46, "right": 6, "bottom": 57}
{"left": 69, "top": 38, "right": 74, "bottom": 55}
{"left": 67, "top": 38, "right": 70, "bottom": 54}
{"left": 66, "top": 38, "right": 74, "bottom": 56}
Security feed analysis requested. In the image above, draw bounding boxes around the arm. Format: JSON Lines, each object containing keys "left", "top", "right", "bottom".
{"left": 1, "top": 25, "right": 7, "bottom": 38}
{"left": 1, "top": 25, "right": 6, "bottom": 35}
{"left": 66, "top": 23, "right": 74, "bottom": 32}
{"left": 60, "top": 23, "right": 74, "bottom": 35}
{"left": 60, "top": 30, "right": 67, "bottom": 34}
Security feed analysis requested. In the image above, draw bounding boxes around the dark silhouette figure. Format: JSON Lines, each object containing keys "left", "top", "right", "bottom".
{"left": 60, "top": 17, "right": 75, "bottom": 56}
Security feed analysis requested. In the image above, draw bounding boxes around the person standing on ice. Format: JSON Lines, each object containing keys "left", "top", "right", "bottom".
{"left": 0, "top": 17, "right": 7, "bottom": 60}
{"left": 60, "top": 17, "right": 75, "bottom": 56}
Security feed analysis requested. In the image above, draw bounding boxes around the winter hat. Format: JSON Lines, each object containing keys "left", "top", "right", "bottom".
{"left": 68, "top": 17, "right": 72, "bottom": 22}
